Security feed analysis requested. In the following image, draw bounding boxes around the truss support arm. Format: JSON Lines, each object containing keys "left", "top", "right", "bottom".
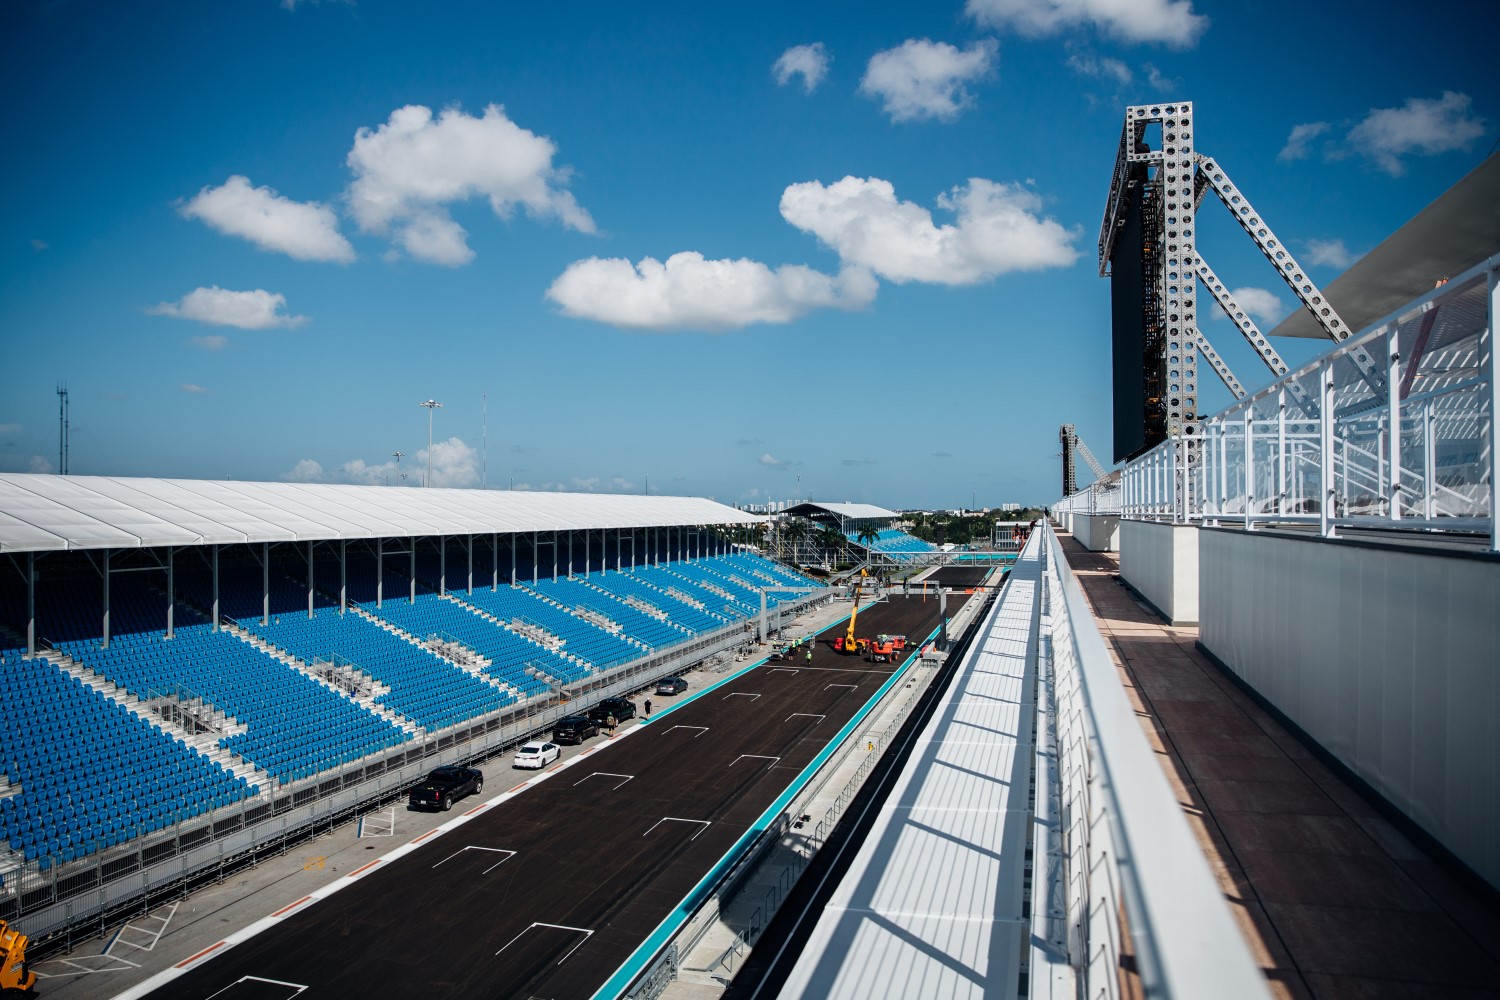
{"left": 1193, "top": 253, "right": 1292, "bottom": 379}
{"left": 1196, "top": 153, "right": 1385, "bottom": 394}
{"left": 1194, "top": 329, "right": 1247, "bottom": 399}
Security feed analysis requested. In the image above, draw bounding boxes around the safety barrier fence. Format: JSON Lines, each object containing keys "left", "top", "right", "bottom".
{"left": 1056, "top": 254, "right": 1497, "bottom": 551}
{"left": 5, "top": 590, "right": 830, "bottom": 949}
{"left": 1036, "top": 523, "right": 1268, "bottom": 997}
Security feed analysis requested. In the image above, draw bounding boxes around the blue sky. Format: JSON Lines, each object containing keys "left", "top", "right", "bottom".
{"left": 2, "top": 0, "right": 1494, "bottom": 509}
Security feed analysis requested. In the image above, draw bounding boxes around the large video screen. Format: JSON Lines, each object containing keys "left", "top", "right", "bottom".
{"left": 1109, "top": 166, "right": 1154, "bottom": 464}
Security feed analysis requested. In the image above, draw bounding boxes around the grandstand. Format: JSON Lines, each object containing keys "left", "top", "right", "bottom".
{"left": 849, "top": 527, "right": 938, "bottom": 560}
{"left": 0, "top": 476, "right": 825, "bottom": 925}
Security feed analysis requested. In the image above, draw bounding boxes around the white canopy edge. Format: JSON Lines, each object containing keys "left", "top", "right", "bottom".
{"left": 783, "top": 501, "right": 899, "bottom": 520}
{"left": 0, "top": 474, "right": 765, "bottom": 554}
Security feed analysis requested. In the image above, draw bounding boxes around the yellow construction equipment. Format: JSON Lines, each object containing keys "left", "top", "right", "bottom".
{"left": 836, "top": 570, "right": 868, "bottom": 655}
{"left": 0, "top": 918, "right": 36, "bottom": 995}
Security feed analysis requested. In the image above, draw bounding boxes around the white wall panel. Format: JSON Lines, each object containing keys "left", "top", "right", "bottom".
{"left": 1200, "top": 528, "right": 1500, "bottom": 890}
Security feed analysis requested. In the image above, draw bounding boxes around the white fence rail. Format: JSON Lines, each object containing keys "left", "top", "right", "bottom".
{"left": 1057, "top": 254, "right": 1497, "bottom": 551}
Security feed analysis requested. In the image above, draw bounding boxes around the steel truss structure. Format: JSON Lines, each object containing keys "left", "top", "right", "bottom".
{"left": 1099, "top": 102, "right": 1377, "bottom": 451}
{"left": 1108, "top": 254, "right": 1498, "bottom": 550}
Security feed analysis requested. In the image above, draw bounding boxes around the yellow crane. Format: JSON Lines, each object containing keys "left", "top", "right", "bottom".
{"left": 0, "top": 918, "right": 36, "bottom": 994}
{"left": 836, "top": 570, "right": 868, "bottom": 654}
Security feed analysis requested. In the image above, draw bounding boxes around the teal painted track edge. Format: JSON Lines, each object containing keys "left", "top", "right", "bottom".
{"left": 590, "top": 619, "right": 944, "bottom": 1000}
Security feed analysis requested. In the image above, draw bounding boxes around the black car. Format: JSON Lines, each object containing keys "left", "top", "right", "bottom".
{"left": 587, "top": 697, "right": 636, "bottom": 727}
{"left": 654, "top": 676, "right": 688, "bottom": 696}
{"left": 553, "top": 714, "right": 600, "bottom": 745}
{"left": 408, "top": 765, "right": 483, "bottom": 811}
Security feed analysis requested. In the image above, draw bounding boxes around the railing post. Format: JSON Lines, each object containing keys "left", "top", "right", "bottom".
{"left": 1277, "top": 387, "right": 1287, "bottom": 518}
{"left": 1320, "top": 359, "right": 1335, "bottom": 537}
{"left": 1387, "top": 322, "right": 1404, "bottom": 521}
{"left": 1244, "top": 406, "right": 1255, "bottom": 531}
{"left": 1488, "top": 264, "right": 1500, "bottom": 553}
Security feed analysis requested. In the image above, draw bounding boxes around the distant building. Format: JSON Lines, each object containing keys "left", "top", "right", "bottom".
{"left": 999, "top": 503, "right": 1021, "bottom": 511}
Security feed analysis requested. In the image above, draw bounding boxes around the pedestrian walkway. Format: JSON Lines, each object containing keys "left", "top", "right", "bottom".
{"left": 1058, "top": 533, "right": 1500, "bottom": 998}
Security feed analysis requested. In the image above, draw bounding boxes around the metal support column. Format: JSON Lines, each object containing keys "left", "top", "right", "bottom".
{"left": 103, "top": 548, "right": 112, "bottom": 647}
{"left": 26, "top": 552, "right": 34, "bottom": 657}
{"left": 307, "top": 540, "right": 315, "bottom": 619}
{"left": 166, "top": 547, "right": 175, "bottom": 640}
{"left": 467, "top": 535, "right": 473, "bottom": 596}
{"left": 377, "top": 537, "right": 384, "bottom": 609}
{"left": 262, "top": 542, "right": 270, "bottom": 625}
{"left": 1422, "top": 401, "right": 1436, "bottom": 521}
{"left": 409, "top": 538, "right": 416, "bottom": 604}
{"left": 439, "top": 537, "right": 447, "bottom": 597}
{"left": 211, "top": 545, "right": 218, "bottom": 629}
{"left": 492, "top": 532, "right": 498, "bottom": 591}
{"left": 340, "top": 539, "right": 347, "bottom": 613}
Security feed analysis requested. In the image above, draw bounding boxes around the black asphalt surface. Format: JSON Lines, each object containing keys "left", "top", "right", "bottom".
{"left": 145, "top": 595, "right": 964, "bottom": 1000}
{"left": 924, "top": 565, "right": 998, "bottom": 588}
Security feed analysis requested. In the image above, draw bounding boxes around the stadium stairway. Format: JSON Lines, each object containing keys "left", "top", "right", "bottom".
{"left": 220, "top": 621, "right": 421, "bottom": 739}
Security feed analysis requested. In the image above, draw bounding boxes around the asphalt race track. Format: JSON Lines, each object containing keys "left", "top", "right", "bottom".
{"left": 141, "top": 595, "right": 964, "bottom": 1000}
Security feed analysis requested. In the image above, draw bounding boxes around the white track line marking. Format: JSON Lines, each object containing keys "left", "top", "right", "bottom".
{"left": 786, "top": 713, "right": 825, "bottom": 724}
{"left": 431, "top": 846, "right": 517, "bottom": 874}
{"left": 730, "top": 754, "right": 781, "bottom": 769}
{"left": 205, "top": 976, "right": 308, "bottom": 998}
{"left": 642, "top": 817, "right": 712, "bottom": 840}
{"left": 722, "top": 692, "right": 761, "bottom": 701}
{"left": 825, "top": 683, "right": 857, "bottom": 689}
{"left": 573, "top": 771, "right": 634, "bottom": 790}
{"left": 665, "top": 725, "right": 709, "bottom": 737}
{"left": 769, "top": 668, "right": 800, "bottom": 674}
{"left": 495, "top": 922, "right": 595, "bottom": 964}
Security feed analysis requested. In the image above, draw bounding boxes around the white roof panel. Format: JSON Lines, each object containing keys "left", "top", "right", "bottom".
{"left": 0, "top": 474, "right": 764, "bottom": 553}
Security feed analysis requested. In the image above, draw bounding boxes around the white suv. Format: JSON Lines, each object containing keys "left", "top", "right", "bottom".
{"left": 512, "top": 741, "right": 560, "bottom": 770}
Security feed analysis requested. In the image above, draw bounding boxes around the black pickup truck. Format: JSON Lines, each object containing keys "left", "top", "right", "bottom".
{"left": 408, "top": 765, "right": 484, "bottom": 811}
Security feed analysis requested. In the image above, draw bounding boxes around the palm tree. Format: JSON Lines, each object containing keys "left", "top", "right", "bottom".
{"left": 856, "top": 523, "right": 880, "bottom": 552}
{"left": 779, "top": 517, "right": 808, "bottom": 564}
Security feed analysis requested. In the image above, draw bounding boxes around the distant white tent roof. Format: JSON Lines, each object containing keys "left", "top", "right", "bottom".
{"left": 783, "top": 501, "right": 899, "bottom": 520}
{"left": 0, "top": 474, "right": 764, "bottom": 554}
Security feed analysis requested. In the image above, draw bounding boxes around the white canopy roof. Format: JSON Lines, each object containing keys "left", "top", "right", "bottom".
{"left": 783, "top": 501, "right": 899, "bottom": 520}
{"left": 0, "top": 474, "right": 764, "bottom": 554}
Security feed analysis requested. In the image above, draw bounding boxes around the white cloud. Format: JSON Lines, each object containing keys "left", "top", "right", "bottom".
{"left": 1144, "top": 62, "right": 1177, "bottom": 92}
{"left": 1304, "top": 238, "right": 1356, "bottom": 270}
{"left": 967, "top": 0, "right": 1207, "bottom": 47}
{"left": 1346, "top": 91, "right": 1485, "bottom": 176}
{"left": 284, "top": 437, "right": 478, "bottom": 488}
{"left": 191, "top": 335, "right": 230, "bottom": 351}
{"left": 180, "top": 175, "right": 354, "bottom": 263}
{"left": 780, "top": 175, "right": 1079, "bottom": 285}
{"left": 546, "top": 252, "right": 877, "bottom": 332}
{"left": 860, "top": 39, "right": 997, "bottom": 123}
{"left": 285, "top": 458, "right": 324, "bottom": 482}
{"left": 28, "top": 455, "right": 55, "bottom": 474}
{"left": 759, "top": 453, "right": 800, "bottom": 468}
{"left": 1279, "top": 121, "right": 1330, "bottom": 162}
{"left": 148, "top": 287, "right": 308, "bottom": 329}
{"left": 1066, "top": 52, "right": 1131, "bottom": 84}
{"left": 346, "top": 103, "right": 594, "bottom": 265}
{"left": 774, "top": 43, "right": 830, "bottom": 93}
{"left": 180, "top": 383, "right": 211, "bottom": 395}
{"left": 416, "top": 437, "right": 480, "bottom": 488}
{"left": 1209, "top": 286, "right": 1284, "bottom": 326}
{"left": 0, "top": 423, "right": 21, "bottom": 436}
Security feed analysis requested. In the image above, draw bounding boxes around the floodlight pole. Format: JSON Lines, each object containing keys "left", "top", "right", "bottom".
{"left": 418, "top": 400, "right": 442, "bottom": 487}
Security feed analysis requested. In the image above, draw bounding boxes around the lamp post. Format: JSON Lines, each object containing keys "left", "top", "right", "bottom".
{"left": 418, "top": 400, "right": 442, "bottom": 487}
{"left": 391, "top": 451, "right": 404, "bottom": 488}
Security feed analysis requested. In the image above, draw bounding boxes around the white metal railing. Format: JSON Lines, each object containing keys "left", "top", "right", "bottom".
{"left": 1037, "top": 523, "right": 1270, "bottom": 998}
{"left": 1057, "top": 254, "right": 1497, "bottom": 550}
